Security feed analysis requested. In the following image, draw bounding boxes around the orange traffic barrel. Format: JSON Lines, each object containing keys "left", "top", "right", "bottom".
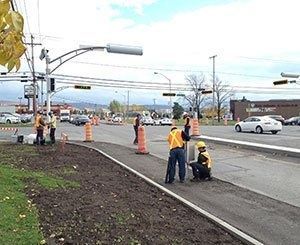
{"left": 191, "top": 118, "right": 200, "bottom": 136}
{"left": 135, "top": 126, "right": 149, "bottom": 154}
{"left": 84, "top": 122, "right": 94, "bottom": 142}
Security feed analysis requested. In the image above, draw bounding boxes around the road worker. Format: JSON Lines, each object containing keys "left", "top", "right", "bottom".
{"left": 166, "top": 126, "right": 190, "bottom": 184}
{"left": 133, "top": 113, "right": 141, "bottom": 144}
{"left": 35, "top": 111, "right": 46, "bottom": 145}
{"left": 184, "top": 114, "right": 191, "bottom": 137}
{"left": 190, "top": 141, "right": 212, "bottom": 181}
{"left": 48, "top": 111, "right": 57, "bottom": 144}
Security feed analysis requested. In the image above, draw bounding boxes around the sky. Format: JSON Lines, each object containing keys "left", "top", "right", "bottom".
{"left": 1, "top": 0, "right": 300, "bottom": 107}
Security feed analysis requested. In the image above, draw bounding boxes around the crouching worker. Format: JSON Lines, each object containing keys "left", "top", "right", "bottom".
{"left": 190, "top": 141, "right": 212, "bottom": 182}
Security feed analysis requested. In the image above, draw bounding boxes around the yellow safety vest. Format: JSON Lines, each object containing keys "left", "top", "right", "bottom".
{"left": 201, "top": 151, "right": 212, "bottom": 169}
{"left": 168, "top": 129, "right": 184, "bottom": 149}
{"left": 49, "top": 116, "right": 57, "bottom": 129}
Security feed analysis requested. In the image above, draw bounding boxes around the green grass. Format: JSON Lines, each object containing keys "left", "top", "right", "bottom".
{"left": 0, "top": 147, "right": 79, "bottom": 245}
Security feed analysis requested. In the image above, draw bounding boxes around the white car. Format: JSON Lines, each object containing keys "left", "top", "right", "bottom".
{"left": 0, "top": 113, "right": 20, "bottom": 124}
{"left": 234, "top": 116, "right": 282, "bottom": 134}
{"left": 154, "top": 117, "right": 172, "bottom": 126}
{"left": 141, "top": 116, "right": 154, "bottom": 126}
{"left": 112, "top": 116, "right": 123, "bottom": 123}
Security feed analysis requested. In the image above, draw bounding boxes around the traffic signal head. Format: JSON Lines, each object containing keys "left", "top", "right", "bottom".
{"left": 202, "top": 90, "right": 213, "bottom": 94}
{"left": 50, "top": 78, "right": 55, "bottom": 92}
{"left": 273, "top": 79, "right": 288, "bottom": 86}
{"left": 74, "top": 85, "right": 91, "bottom": 90}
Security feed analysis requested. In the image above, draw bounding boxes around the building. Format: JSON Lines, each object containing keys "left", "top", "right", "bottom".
{"left": 230, "top": 97, "right": 300, "bottom": 120}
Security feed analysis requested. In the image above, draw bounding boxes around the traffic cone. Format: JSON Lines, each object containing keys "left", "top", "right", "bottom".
{"left": 191, "top": 118, "right": 200, "bottom": 136}
{"left": 95, "top": 116, "right": 100, "bottom": 126}
{"left": 84, "top": 122, "right": 94, "bottom": 142}
{"left": 224, "top": 118, "right": 228, "bottom": 126}
{"left": 135, "top": 126, "right": 149, "bottom": 154}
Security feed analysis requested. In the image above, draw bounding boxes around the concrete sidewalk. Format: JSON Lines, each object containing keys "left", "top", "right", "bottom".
{"left": 78, "top": 141, "right": 299, "bottom": 245}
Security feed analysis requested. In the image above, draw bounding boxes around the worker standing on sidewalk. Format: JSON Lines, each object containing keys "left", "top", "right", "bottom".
{"left": 190, "top": 141, "right": 212, "bottom": 182}
{"left": 166, "top": 126, "right": 190, "bottom": 184}
{"left": 48, "top": 111, "right": 57, "bottom": 144}
{"left": 35, "top": 111, "right": 46, "bottom": 145}
{"left": 184, "top": 114, "right": 191, "bottom": 137}
{"left": 133, "top": 114, "right": 141, "bottom": 145}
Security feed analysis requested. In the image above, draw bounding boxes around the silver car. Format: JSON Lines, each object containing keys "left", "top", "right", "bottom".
{"left": 0, "top": 113, "right": 20, "bottom": 124}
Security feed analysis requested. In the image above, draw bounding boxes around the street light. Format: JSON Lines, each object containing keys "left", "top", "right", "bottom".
{"left": 40, "top": 44, "right": 143, "bottom": 119}
{"left": 115, "top": 91, "right": 127, "bottom": 120}
{"left": 280, "top": 72, "right": 299, "bottom": 78}
{"left": 154, "top": 72, "right": 172, "bottom": 118}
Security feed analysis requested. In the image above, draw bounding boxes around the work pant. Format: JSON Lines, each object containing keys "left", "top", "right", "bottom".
{"left": 133, "top": 126, "right": 138, "bottom": 144}
{"left": 50, "top": 128, "right": 56, "bottom": 144}
{"left": 168, "top": 148, "right": 186, "bottom": 183}
{"left": 190, "top": 162, "right": 210, "bottom": 179}
{"left": 36, "top": 128, "right": 44, "bottom": 145}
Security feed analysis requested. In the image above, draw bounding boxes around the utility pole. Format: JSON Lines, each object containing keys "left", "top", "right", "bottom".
{"left": 153, "top": 98, "right": 156, "bottom": 111}
{"left": 25, "top": 35, "right": 41, "bottom": 115}
{"left": 127, "top": 90, "right": 130, "bottom": 121}
{"left": 209, "top": 55, "right": 217, "bottom": 125}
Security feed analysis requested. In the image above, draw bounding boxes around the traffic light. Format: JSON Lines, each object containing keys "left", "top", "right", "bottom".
{"left": 74, "top": 85, "right": 91, "bottom": 90}
{"left": 50, "top": 78, "right": 55, "bottom": 92}
{"left": 202, "top": 90, "right": 213, "bottom": 94}
{"left": 273, "top": 79, "right": 288, "bottom": 86}
{"left": 20, "top": 76, "right": 28, "bottom": 82}
{"left": 162, "top": 93, "right": 176, "bottom": 96}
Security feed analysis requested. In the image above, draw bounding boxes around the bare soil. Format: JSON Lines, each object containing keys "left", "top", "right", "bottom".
{"left": 1, "top": 142, "right": 245, "bottom": 244}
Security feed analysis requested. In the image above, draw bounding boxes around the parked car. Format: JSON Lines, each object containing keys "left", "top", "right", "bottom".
{"left": 265, "top": 115, "right": 285, "bottom": 125}
{"left": 141, "top": 116, "right": 154, "bottom": 126}
{"left": 284, "top": 116, "right": 300, "bottom": 125}
{"left": 0, "top": 113, "right": 20, "bottom": 124}
{"left": 153, "top": 117, "right": 172, "bottom": 126}
{"left": 73, "top": 115, "right": 90, "bottom": 126}
{"left": 234, "top": 116, "right": 282, "bottom": 134}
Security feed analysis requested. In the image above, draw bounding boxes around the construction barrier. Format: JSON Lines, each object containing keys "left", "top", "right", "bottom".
{"left": 172, "top": 119, "right": 176, "bottom": 126}
{"left": 224, "top": 118, "right": 228, "bottom": 126}
{"left": 84, "top": 122, "right": 94, "bottom": 142}
{"left": 135, "top": 126, "right": 149, "bottom": 154}
{"left": 191, "top": 118, "right": 200, "bottom": 136}
{"left": 0, "top": 127, "right": 19, "bottom": 141}
{"left": 60, "top": 133, "right": 68, "bottom": 152}
{"left": 0, "top": 127, "right": 18, "bottom": 134}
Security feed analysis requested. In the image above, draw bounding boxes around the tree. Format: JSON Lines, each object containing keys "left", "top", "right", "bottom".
{"left": 172, "top": 102, "right": 184, "bottom": 120}
{"left": 214, "top": 76, "right": 234, "bottom": 122}
{"left": 184, "top": 74, "right": 209, "bottom": 119}
{"left": 108, "top": 100, "right": 122, "bottom": 114}
{"left": 0, "top": 0, "right": 26, "bottom": 71}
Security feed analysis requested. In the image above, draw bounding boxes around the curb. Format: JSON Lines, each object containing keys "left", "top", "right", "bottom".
{"left": 193, "top": 135, "right": 300, "bottom": 159}
{"left": 70, "top": 141, "right": 264, "bottom": 245}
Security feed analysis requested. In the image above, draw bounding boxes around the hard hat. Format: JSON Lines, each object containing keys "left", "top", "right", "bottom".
{"left": 171, "top": 126, "right": 177, "bottom": 131}
{"left": 196, "top": 141, "right": 206, "bottom": 148}
{"left": 48, "top": 111, "right": 53, "bottom": 116}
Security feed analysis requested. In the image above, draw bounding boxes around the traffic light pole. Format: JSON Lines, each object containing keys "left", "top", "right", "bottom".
{"left": 42, "top": 44, "right": 143, "bottom": 120}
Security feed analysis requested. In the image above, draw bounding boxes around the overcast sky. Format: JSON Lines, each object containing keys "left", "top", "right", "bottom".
{"left": 1, "top": 0, "right": 300, "bottom": 106}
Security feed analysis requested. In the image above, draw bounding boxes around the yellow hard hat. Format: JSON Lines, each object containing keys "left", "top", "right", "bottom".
{"left": 196, "top": 141, "right": 206, "bottom": 148}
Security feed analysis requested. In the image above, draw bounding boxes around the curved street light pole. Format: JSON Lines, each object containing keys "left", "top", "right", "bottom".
{"left": 154, "top": 72, "right": 172, "bottom": 118}
{"left": 41, "top": 44, "right": 143, "bottom": 120}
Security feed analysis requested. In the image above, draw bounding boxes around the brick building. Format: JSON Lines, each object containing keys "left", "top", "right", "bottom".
{"left": 230, "top": 97, "right": 300, "bottom": 120}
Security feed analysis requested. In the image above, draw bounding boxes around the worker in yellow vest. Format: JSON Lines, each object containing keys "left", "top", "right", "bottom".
{"left": 166, "top": 126, "right": 190, "bottom": 184}
{"left": 190, "top": 141, "right": 213, "bottom": 182}
{"left": 48, "top": 111, "right": 57, "bottom": 144}
{"left": 34, "top": 111, "right": 46, "bottom": 145}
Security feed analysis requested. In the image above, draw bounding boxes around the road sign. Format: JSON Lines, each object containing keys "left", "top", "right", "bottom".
{"left": 176, "top": 93, "right": 185, "bottom": 97}
{"left": 74, "top": 85, "right": 91, "bottom": 90}
{"left": 202, "top": 90, "right": 213, "bottom": 94}
{"left": 162, "top": 93, "right": 176, "bottom": 96}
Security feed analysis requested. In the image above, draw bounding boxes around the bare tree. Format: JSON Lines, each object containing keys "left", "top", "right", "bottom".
{"left": 184, "top": 74, "right": 209, "bottom": 119}
{"left": 214, "top": 76, "right": 234, "bottom": 122}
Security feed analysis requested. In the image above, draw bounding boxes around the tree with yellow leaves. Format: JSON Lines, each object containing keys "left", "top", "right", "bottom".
{"left": 0, "top": 0, "right": 26, "bottom": 71}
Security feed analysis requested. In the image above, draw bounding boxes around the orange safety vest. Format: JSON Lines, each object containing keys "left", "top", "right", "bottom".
{"left": 34, "top": 115, "right": 42, "bottom": 128}
{"left": 168, "top": 129, "right": 184, "bottom": 149}
{"left": 201, "top": 151, "right": 212, "bottom": 169}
